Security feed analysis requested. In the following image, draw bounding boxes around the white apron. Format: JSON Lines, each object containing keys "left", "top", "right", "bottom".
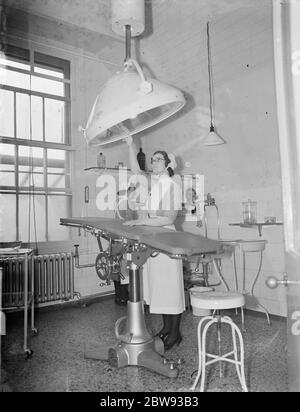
{"left": 142, "top": 174, "right": 185, "bottom": 314}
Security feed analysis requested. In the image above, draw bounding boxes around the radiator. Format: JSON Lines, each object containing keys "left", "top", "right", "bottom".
{"left": 34, "top": 254, "right": 75, "bottom": 304}
{"left": 1, "top": 257, "right": 29, "bottom": 308}
{"left": 1, "top": 253, "right": 75, "bottom": 306}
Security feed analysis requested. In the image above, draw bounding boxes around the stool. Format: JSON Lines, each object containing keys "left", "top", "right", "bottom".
{"left": 190, "top": 291, "right": 248, "bottom": 392}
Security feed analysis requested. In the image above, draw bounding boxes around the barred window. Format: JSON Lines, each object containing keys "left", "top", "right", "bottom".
{"left": 0, "top": 45, "right": 72, "bottom": 242}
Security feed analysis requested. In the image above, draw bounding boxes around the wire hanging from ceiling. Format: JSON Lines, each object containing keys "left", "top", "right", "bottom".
{"left": 28, "top": 60, "right": 38, "bottom": 253}
{"left": 202, "top": 21, "right": 226, "bottom": 146}
{"left": 207, "top": 22, "right": 214, "bottom": 130}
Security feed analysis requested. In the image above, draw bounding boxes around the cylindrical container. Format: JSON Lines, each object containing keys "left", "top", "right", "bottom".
{"left": 111, "top": 0, "right": 145, "bottom": 37}
{"left": 242, "top": 199, "right": 257, "bottom": 224}
{"left": 97, "top": 152, "right": 106, "bottom": 168}
{"left": 189, "top": 286, "right": 214, "bottom": 316}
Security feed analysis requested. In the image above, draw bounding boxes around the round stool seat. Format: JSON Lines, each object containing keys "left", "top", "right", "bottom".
{"left": 190, "top": 291, "right": 245, "bottom": 310}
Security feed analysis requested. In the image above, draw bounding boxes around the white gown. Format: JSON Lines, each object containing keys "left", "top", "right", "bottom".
{"left": 142, "top": 174, "right": 185, "bottom": 315}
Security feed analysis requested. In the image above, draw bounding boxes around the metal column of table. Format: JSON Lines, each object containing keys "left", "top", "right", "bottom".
{"left": 0, "top": 249, "right": 37, "bottom": 357}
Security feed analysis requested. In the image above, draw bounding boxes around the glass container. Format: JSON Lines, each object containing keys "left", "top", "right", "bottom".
{"left": 242, "top": 200, "right": 257, "bottom": 224}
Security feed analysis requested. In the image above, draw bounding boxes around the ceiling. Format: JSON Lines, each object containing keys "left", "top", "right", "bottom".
{"left": 4, "top": 0, "right": 265, "bottom": 40}
{"left": 5, "top": 0, "right": 113, "bottom": 38}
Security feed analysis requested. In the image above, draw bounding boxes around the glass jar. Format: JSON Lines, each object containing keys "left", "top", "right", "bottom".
{"left": 242, "top": 200, "right": 257, "bottom": 224}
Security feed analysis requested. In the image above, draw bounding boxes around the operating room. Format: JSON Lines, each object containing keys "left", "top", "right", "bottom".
{"left": 0, "top": 0, "right": 299, "bottom": 393}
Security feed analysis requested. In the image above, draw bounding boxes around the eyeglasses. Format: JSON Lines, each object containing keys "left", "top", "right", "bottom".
{"left": 151, "top": 157, "right": 165, "bottom": 164}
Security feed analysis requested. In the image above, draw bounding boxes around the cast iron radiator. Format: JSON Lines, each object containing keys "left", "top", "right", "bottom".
{"left": 1, "top": 253, "right": 75, "bottom": 306}
{"left": 34, "top": 254, "right": 75, "bottom": 304}
{"left": 1, "top": 257, "right": 32, "bottom": 307}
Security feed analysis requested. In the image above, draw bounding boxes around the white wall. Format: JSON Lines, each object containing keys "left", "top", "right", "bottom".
{"left": 136, "top": 0, "right": 286, "bottom": 316}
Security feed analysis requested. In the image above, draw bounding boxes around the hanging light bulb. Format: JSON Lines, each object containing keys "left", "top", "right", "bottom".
{"left": 202, "top": 22, "right": 226, "bottom": 146}
{"left": 203, "top": 125, "right": 226, "bottom": 146}
{"left": 84, "top": 0, "right": 186, "bottom": 146}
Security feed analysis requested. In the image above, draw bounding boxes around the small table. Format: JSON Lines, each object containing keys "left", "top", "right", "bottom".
{"left": 195, "top": 239, "right": 270, "bottom": 331}
{"left": 229, "top": 222, "right": 283, "bottom": 237}
{"left": 0, "top": 249, "right": 37, "bottom": 357}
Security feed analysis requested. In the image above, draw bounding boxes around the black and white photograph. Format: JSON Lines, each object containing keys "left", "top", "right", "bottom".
{"left": 0, "top": 0, "right": 299, "bottom": 395}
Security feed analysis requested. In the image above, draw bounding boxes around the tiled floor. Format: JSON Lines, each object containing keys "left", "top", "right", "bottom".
{"left": 2, "top": 297, "right": 288, "bottom": 392}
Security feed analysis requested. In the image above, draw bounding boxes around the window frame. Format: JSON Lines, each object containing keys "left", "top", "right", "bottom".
{"left": 0, "top": 45, "right": 72, "bottom": 242}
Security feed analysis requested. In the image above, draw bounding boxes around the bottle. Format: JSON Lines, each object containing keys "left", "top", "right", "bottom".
{"left": 97, "top": 152, "right": 106, "bottom": 168}
{"left": 242, "top": 199, "right": 257, "bottom": 224}
{"left": 137, "top": 148, "right": 146, "bottom": 171}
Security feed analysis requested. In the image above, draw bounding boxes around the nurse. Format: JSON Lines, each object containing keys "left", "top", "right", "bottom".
{"left": 124, "top": 136, "right": 185, "bottom": 351}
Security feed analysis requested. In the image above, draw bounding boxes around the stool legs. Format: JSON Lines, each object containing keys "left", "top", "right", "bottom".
{"left": 216, "top": 316, "right": 224, "bottom": 379}
{"left": 200, "top": 318, "right": 217, "bottom": 392}
{"left": 191, "top": 315, "right": 248, "bottom": 392}
{"left": 224, "top": 316, "right": 248, "bottom": 392}
{"left": 190, "top": 316, "right": 214, "bottom": 391}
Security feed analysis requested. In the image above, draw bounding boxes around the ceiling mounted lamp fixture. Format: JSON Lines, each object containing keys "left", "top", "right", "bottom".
{"left": 202, "top": 22, "right": 226, "bottom": 146}
{"left": 84, "top": 0, "right": 186, "bottom": 146}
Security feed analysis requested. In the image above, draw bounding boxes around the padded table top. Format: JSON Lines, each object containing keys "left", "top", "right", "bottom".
{"left": 60, "top": 217, "right": 167, "bottom": 241}
{"left": 61, "top": 217, "right": 221, "bottom": 257}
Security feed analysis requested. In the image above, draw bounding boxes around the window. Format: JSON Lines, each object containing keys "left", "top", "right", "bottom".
{"left": 0, "top": 45, "right": 71, "bottom": 242}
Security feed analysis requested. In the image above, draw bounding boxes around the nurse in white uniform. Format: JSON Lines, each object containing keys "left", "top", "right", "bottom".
{"left": 124, "top": 136, "right": 185, "bottom": 351}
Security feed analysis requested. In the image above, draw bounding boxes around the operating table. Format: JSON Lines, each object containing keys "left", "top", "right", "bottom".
{"left": 60, "top": 217, "right": 222, "bottom": 378}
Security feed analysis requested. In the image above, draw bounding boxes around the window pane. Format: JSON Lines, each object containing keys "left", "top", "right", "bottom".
{"left": 34, "top": 66, "right": 64, "bottom": 79}
{"left": 47, "top": 149, "right": 68, "bottom": 189}
{"left": 31, "top": 76, "right": 64, "bottom": 97}
{"left": 0, "top": 193, "right": 16, "bottom": 242}
{"left": 0, "top": 67, "right": 30, "bottom": 89}
{"left": 16, "top": 94, "right": 44, "bottom": 141}
{"left": 0, "top": 164, "right": 15, "bottom": 186}
{"left": 45, "top": 99, "right": 65, "bottom": 143}
{"left": 19, "top": 167, "right": 44, "bottom": 188}
{"left": 48, "top": 195, "right": 70, "bottom": 241}
{"left": 19, "top": 194, "right": 46, "bottom": 242}
{"left": 5, "top": 45, "right": 30, "bottom": 64}
{"left": 0, "top": 143, "right": 15, "bottom": 186}
{"left": 18, "top": 146, "right": 44, "bottom": 188}
{"left": 34, "top": 52, "right": 70, "bottom": 80}
{"left": 48, "top": 174, "right": 66, "bottom": 189}
{"left": 0, "top": 89, "right": 14, "bottom": 137}
{"left": 16, "top": 93, "right": 30, "bottom": 139}
{"left": 0, "top": 57, "right": 30, "bottom": 71}
{"left": 31, "top": 96, "right": 43, "bottom": 141}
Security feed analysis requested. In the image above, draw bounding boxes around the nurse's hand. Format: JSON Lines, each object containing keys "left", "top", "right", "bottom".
{"left": 124, "top": 135, "right": 133, "bottom": 146}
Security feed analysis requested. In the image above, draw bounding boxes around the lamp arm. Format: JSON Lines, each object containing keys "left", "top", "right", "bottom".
{"left": 124, "top": 58, "right": 146, "bottom": 82}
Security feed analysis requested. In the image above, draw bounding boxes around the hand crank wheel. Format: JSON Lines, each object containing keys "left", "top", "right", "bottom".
{"left": 95, "top": 252, "right": 110, "bottom": 281}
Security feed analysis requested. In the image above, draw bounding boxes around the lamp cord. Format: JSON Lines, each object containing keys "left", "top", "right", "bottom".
{"left": 28, "top": 59, "right": 38, "bottom": 253}
{"left": 207, "top": 22, "right": 214, "bottom": 128}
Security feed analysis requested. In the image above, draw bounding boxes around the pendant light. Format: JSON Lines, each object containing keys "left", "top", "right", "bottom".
{"left": 84, "top": 0, "right": 186, "bottom": 146}
{"left": 202, "top": 22, "right": 226, "bottom": 146}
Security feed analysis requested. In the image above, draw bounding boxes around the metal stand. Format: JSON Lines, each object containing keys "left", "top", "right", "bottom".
{"left": 241, "top": 249, "right": 271, "bottom": 329}
{"left": 0, "top": 249, "right": 37, "bottom": 358}
{"left": 84, "top": 253, "right": 179, "bottom": 378}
